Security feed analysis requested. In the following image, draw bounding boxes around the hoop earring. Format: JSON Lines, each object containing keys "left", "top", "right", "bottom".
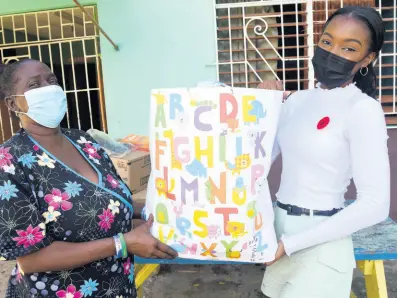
{"left": 360, "top": 66, "right": 368, "bottom": 76}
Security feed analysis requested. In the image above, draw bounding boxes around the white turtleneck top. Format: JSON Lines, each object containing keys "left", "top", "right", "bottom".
{"left": 272, "top": 84, "right": 390, "bottom": 256}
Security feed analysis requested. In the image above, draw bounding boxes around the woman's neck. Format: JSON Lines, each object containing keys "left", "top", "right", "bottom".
{"left": 320, "top": 79, "right": 354, "bottom": 90}
{"left": 23, "top": 123, "right": 63, "bottom": 143}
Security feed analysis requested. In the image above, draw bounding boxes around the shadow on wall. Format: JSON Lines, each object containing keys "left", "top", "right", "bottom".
{"left": 268, "top": 129, "right": 397, "bottom": 222}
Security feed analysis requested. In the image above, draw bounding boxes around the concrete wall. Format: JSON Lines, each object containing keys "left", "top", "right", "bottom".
{"left": 97, "top": 0, "right": 217, "bottom": 138}
{"left": 0, "top": 0, "right": 218, "bottom": 138}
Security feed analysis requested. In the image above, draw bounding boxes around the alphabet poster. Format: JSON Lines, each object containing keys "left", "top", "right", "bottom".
{"left": 145, "top": 87, "right": 282, "bottom": 262}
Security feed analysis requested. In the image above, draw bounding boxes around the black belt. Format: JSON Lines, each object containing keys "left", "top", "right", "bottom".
{"left": 276, "top": 201, "right": 342, "bottom": 217}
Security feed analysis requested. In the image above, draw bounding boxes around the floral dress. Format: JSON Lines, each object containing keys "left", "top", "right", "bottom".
{"left": 0, "top": 128, "right": 137, "bottom": 298}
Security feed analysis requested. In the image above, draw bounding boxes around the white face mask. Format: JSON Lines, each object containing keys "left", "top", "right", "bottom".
{"left": 15, "top": 85, "right": 67, "bottom": 128}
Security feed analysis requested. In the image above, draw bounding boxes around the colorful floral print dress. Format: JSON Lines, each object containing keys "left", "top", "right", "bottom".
{"left": 0, "top": 128, "right": 137, "bottom": 298}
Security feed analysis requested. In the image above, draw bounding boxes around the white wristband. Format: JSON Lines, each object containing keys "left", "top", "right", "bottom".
{"left": 113, "top": 235, "right": 122, "bottom": 259}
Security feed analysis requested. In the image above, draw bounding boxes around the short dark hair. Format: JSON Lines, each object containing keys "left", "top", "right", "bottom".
{"left": 323, "top": 6, "right": 385, "bottom": 98}
{"left": 0, "top": 59, "right": 33, "bottom": 100}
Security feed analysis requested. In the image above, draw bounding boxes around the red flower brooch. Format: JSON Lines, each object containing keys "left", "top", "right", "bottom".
{"left": 317, "top": 117, "right": 330, "bottom": 130}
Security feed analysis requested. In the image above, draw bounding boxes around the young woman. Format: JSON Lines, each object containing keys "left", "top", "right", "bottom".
{"left": 259, "top": 6, "right": 390, "bottom": 298}
{"left": 0, "top": 59, "right": 177, "bottom": 297}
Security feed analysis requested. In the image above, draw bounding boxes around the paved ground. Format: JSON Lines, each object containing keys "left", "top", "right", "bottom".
{"left": 0, "top": 260, "right": 395, "bottom": 297}
{"left": 141, "top": 262, "right": 397, "bottom": 298}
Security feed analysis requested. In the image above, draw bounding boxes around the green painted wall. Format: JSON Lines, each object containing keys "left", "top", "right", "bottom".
{"left": 97, "top": 0, "right": 217, "bottom": 138}
{"left": 0, "top": 0, "right": 218, "bottom": 138}
{"left": 0, "top": 0, "right": 95, "bottom": 15}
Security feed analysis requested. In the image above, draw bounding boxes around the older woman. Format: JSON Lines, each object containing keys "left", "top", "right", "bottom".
{"left": 0, "top": 59, "right": 177, "bottom": 298}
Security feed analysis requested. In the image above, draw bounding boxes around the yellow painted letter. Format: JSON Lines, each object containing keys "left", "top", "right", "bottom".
{"left": 193, "top": 210, "right": 208, "bottom": 238}
{"left": 243, "top": 95, "right": 256, "bottom": 124}
{"left": 194, "top": 136, "right": 214, "bottom": 168}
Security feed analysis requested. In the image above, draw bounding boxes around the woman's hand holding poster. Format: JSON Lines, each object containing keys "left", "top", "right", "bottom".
{"left": 145, "top": 87, "right": 283, "bottom": 262}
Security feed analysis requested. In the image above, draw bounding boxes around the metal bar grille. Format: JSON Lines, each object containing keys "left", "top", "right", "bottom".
{"left": 0, "top": 7, "right": 98, "bottom": 46}
{"left": 215, "top": 0, "right": 397, "bottom": 127}
{"left": 0, "top": 6, "right": 106, "bottom": 142}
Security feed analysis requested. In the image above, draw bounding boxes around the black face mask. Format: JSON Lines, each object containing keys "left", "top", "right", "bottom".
{"left": 312, "top": 47, "right": 360, "bottom": 89}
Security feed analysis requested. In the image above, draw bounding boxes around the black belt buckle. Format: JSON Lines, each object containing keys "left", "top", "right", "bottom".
{"left": 286, "top": 205, "right": 302, "bottom": 216}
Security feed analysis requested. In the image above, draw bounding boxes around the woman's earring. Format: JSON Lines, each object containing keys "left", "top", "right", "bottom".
{"left": 360, "top": 66, "right": 368, "bottom": 76}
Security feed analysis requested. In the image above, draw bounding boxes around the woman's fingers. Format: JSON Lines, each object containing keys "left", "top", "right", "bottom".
{"left": 264, "top": 261, "right": 274, "bottom": 266}
{"left": 148, "top": 241, "right": 177, "bottom": 259}
{"left": 156, "top": 241, "right": 178, "bottom": 258}
{"left": 152, "top": 249, "right": 170, "bottom": 259}
{"left": 283, "top": 91, "right": 292, "bottom": 102}
{"left": 146, "top": 214, "right": 154, "bottom": 227}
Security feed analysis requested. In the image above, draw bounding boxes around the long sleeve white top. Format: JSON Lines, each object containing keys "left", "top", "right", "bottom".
{"left": 272, "top": 83, "right": 390, "bottom": 256}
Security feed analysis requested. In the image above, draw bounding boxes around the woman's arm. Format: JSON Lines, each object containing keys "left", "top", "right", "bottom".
{"left": 280, "top": 98, "right": 390, "bottom": 256}
{"left": 18, "top": 214, "right": 177, "bottom": 274}
{"left": 132, "top": 199, "right": 145, "bottom": 220}
{"left": 17, "top": 237, "right": 115, "bottom": 274}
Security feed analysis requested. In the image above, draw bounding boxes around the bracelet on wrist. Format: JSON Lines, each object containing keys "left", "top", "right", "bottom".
{"left": 141, "top": 206, "right": 147, "bottom": 221}
{"left": 113, "top": 235, "right": 123, "bottom": 259}
{"left": 118, "top": 233, "right": 128, "bottom": 259}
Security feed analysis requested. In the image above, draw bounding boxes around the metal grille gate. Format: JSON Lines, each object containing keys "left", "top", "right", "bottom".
{"left": 0, "top": 6, "right": 106, "bottom": 142}
{"left": 214, "top": 0, "right": 397, "bottom": 127}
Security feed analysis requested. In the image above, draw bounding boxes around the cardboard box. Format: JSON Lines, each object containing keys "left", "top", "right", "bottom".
{"left": 111, "top": 151, "right": 151, "bottom": 194}
{"left": 133, "top": 189, "right": 147, "bottom": 203}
